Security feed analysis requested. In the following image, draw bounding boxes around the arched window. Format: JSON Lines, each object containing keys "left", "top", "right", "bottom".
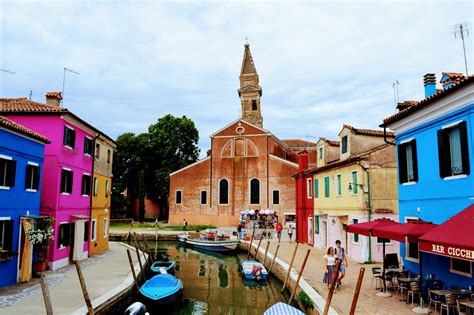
{"left": 219, "top": 179, "right": 229, "bottom": 204}
{"left": 250, "top": 178, "right": 260, "bottom": 204}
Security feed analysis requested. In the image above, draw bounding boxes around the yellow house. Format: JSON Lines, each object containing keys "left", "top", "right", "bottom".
{"left": 311, "top": 125, "right": 399, "bottom": 263}
{"left": 90, "top": 134, "right": 116, "bottom": 255}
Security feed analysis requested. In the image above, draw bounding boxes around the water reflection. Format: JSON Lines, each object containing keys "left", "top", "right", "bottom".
{"left": 147, "top": 242, "right": 293, "bottom": 315}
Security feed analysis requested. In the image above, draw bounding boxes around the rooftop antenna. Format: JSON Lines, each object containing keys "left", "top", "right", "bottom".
{"left": 305, "top": 134, "right": 318, "bottom": 151}
{"left": 0, "top": 69, "right": 16, "bottom": 74}
{"left": 392, "top": 81, "right": 400, "bottom": 106}
{"left": 29, "top": 90, "right": 32, "bottom": 100}
{"left": 245, "top": 36, "right": 249, "bottom": 45}
{"left": 452, "top": 22, "right": 471, "bottom": 75}
{"left": 62, "top": 67, "right": 80, "bottom": 105}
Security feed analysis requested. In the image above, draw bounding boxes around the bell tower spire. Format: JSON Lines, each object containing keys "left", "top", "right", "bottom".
{"left": 238, "top": 43, "right": 263, "bottom": 128}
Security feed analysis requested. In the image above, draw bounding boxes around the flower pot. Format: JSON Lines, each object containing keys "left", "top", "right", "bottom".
{"left": 33, "top": 261, "right": 48, "bottom": 272}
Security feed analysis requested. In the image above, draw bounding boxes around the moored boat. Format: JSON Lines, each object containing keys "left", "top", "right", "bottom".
{"left": 240, "top": 260, "right": 268, "bottom": 281}
{"left": 264, "top": 302, "right": 304, "bottom": 315}
{"left": 178, "top": 230, "right": 239, "bottom": 253}
{"left": 139, "top": 274, "right": 183, "bottom": 307}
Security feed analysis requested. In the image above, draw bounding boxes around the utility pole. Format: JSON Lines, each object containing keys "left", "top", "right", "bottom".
{"left": 452, "top": 22, "right": 471, "bottom": 76}
{"left": 62, "top": 67, "right": 80, "bottom": 105}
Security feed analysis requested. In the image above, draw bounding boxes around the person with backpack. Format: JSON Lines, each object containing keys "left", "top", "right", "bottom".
{"left": 334, "top": 240, "right": 348, "bottom": 288}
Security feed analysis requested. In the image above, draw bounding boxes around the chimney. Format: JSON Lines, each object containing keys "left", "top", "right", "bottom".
{"left": 423, "top": 73, "right": 436, "bottom": 98}
{"left": 45, "top": 92, "right": 63, "bottom": 106}
{"left": 298, "top": 150, "right": 309, "bottom": 172}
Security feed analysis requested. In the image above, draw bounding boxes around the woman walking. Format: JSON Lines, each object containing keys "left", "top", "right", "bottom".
{"left": 323, "top": 247, "right": 336, "bottom": 288}
{"left": 288, "top": 225, "right": 294, "bottom": 243}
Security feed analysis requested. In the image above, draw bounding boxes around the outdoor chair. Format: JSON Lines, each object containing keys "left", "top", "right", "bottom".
{"left": 440, "top": 293, "right": 458, "bottom": 315}
{"left": 371, "top": 267, "right": 383, "bottom": 289}
{"left": 407, "top": 282, "right": 422, "bottom": 307}
{"left": 396, "top": 279, "right": 410, "bottom": 300}
{"left": 428, "top": 289, "right": 443, "bottom": 314}
{"left": 456, "top": 298, "right": 471, "bottom": 315}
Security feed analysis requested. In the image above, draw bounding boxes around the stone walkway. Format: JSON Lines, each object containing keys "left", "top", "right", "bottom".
{"left": 259, "top": 240, "right": 417, "bottom": 315}
{"left": 0, "top": 242, "right": 142, "bottom": 314}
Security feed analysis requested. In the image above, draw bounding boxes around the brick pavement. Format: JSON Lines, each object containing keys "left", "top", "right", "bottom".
{"left": 262, "top": 240, "right": 417, "bottom": 315}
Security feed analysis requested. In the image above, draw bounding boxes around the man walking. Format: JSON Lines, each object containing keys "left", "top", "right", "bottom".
{"left": 182, "top": 218, "right": 188, "bottom": 231}
{"left": 334, "top": 240, "right": 348, "bottom": 288}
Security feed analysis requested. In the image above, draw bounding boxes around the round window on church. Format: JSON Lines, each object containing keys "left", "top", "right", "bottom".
{"left": 236, "top": 126, "right": 245, "bottom": 134}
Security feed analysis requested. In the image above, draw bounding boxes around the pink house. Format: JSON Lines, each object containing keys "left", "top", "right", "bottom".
{"left": 1, "top": 93, "right": 97, "bottom": 270}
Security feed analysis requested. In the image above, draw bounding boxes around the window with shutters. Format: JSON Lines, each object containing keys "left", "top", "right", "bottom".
{"left": 95, "top": 143, "right": 100, "bottom": 159}
{"left": 272, "top": 190, "right": 280, "bottom": 205}
{"left": 58, "top": 223, "right": 71, "bottom": 248}
{"left": 219, "top": 179, "right": 229, "bottom": 204}
{"left": 81, "top": 174, "right": 91, "bottom": 196}
{"left": 63, "top": 126, "right": 76, "bottom": 148}
{"left": 107, "top": 150, "right": 111, "bottom": 163}
{"left": 0, "top": 219, "right": 14, "bottom": 250}
{"left": 314, "top": 178, "right": 319, "bottom": 198}
{"left": 60, "top": 169, "right": 73, "bottom": 194}
{"left": 250, "top": 178, "right": 260, "bottom": 204}
{"left": 341, "top": 136, "right": 348, "bottom": 154}
{"left": 175, "top": 190, "right": 182, "bottom": 204}
{"left": 350, "top": 171, "right": 359, "bottom": 194}
{"left": 25, "top": 163, "right": 41, "bottom": 191}
{"left": 314, "top": 216, "right": 320, "bottom": 234}
{"left": 84, "top": 137, "right": 94, "bottom": 155}
{"left": 93, "top": 177, "right": 98, "bottom": 196}
{"left": 0, "top": 156, "right": 16, "bottom": 189}
{"left": 352, "top": 219, "right": 359, "bottom": 243}
{"left": 318, "top": 147, "right": 324, "bottom": 160}
{"left": 438, "top": 121, "right": 470, "bottom": 178}
{"left": 105, "top": 180, "right": 109, "bottom": 197}
{"left": 336, "top": 174, "right": 342, "bottom": 196}
{"left": 200, "top": 191, "right": 208, "bottom": 205}
{"left": 306, "top": 178, "right": 312, "bottom": 198}
{"left": 103, "top": 218, "right": 108, "bottom": 238}
{"left": 91, "top": 219, "right": 97, "bottom": 241}
{"left": 324, "top": 176, "right": 330, "bottom": 197}
{"left": 398, "top": 139, "right": 418, "bottom": 183}
{"left": 83, "top": 221, "right": 89, "bottom": 242}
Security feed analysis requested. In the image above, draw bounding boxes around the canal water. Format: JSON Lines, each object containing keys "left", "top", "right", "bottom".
{"left": 142, "top": 241, "right": 295, "bottom": 315}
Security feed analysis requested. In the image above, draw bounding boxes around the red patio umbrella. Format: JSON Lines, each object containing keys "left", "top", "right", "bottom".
{"left": 347, "top": 218, "right": 398, "bottom": 296}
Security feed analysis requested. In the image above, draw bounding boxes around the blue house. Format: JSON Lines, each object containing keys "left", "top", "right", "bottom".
{"left": 0, "top": 116, "right": 49, "bottom": 288}
{"left": 382, "top": 73, "right": 473, "bottom": 288}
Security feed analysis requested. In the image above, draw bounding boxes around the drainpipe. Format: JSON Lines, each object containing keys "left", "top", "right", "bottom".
{"left": 383, "top": 125, "right": 396, "bottom": 146}
{"left": 89, "top": 134, "right": 99, "bottom": 256}
{"left": 366, "top": 167, "right": 372, "bottom": 263}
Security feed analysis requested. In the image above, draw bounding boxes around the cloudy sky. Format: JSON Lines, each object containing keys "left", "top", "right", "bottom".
{"left": 1, "top": 1, "right": 472, "bottom": 157}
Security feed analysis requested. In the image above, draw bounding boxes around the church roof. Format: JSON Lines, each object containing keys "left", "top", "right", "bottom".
{"left": 282, "top": 139, "right": 317, "bottom": 148}
{"left": 240, "top": 43, "right": 258, "bottom": 76}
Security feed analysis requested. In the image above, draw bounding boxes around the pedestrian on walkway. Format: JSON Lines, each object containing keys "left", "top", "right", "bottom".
{"left": 182, "top": 218, "right": 188, "bottom": 231}
{"left": 323, "top": 247, "right": 336, "bottom": 288}
{"left": 334, "top": 240, "right": 348, "bottom": 289}
{"left": 276, "top": 222, "right": 283, "bottom": 242}
{"left": 288, "top": 225, "right": 294, "bottom": 243}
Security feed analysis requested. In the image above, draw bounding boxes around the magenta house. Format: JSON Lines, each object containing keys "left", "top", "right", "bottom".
{"left": 0, "top": 93, "right": 97, "bottom": 270}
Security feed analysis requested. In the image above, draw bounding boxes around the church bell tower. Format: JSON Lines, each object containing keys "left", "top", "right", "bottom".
{"left": 238, "top": 43, "right": 263, "bottom": 128}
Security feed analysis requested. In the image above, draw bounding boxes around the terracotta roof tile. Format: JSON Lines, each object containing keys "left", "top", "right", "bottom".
{"left": 396, "top": 100, "right": 418, "bottom": 111}
{"left": 343, "top": 124, "right": 394, "bottom": 137}
{"left": 383, "top": 76, "right": 474, "bottom": 125}
{"left": 45, "top": 92, "right": 63, "bottom": 100}
{"left": 282, "top": 139, "right": 317, "bottom": 148}
{"left": 319, "top": 137, "right": 340, "bottom": 146}
{"left": 0, "top": 116, "right": 49, "bottom": 143}
{"left": 0, "top": 98, "right": 67, "bottom": 113}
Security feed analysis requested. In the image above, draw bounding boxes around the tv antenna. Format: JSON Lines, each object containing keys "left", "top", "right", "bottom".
{"left": 452, "top": 22, "right": 471, "bottom": 75}
{"left": 392, "top": 81, "right": 400, "bottom": 106}
{"left": 0, "top": 69, "right": 15, "bottom": 74}
{"left": 29, "top": 90, "right": 32, "bottom": 100}
{"left": 62, "top": 67, "right": 80, "bottom": 105}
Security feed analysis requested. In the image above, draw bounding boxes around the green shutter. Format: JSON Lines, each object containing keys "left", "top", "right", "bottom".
{"left": 337, "top": 175, "right": 342, "bottom": 195}
{"left": 314, "top": 179, "right": 319, "bottom": 198}
{"left": 352, "top": 172, "right": 358, "bottom": 194}
{"left": 324, "top": 176, "right": 330, "bottom": 197}
{"left": 315, "top": 216, "right": 319, "bottom": 234}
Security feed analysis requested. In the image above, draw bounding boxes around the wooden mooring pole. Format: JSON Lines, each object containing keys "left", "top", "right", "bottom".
{"left": 323, "top": 260, "right": 341, "bottom": 315}
{"left": 253, "top": 230, "right": 265, "bottom": 260}
{"left": 74, "top": 261, "right": 95, "bottom": 315}
{"left": 135, "top": 245, "right": 145, "bottom": 281}
{"left": 39, "top": 273, "right": 53, "bottom": 315}
{"left": 267, "top": 244, "right": 280, "bottom": 275}
{"left": 289, "top": 249, "right": 311, "bottom": 304}
{"left": 141, "top": 234, "right": 154, "bottom": 262}
{"left": 126, "top": 219, "right": 134, "bottom": 241}
{"left": 247, "top": 227, "right": 256, "bottom": 260}
{"left": 349, "top": 267, "right": 365, "bottom": 315}
{"left": 134, "top": 233, "right": 150, "bottom": 270}
{"left": 127, "top": 249, "right": 140, "bottom": 291}
{"left": 262, "top": 241, "right": 270, "bottom": 266}
{"left": 155, "top": 218, "right": 158, "bottom": 257}
{"left": 281, "top": 242, "right": 299, "bottom": 292}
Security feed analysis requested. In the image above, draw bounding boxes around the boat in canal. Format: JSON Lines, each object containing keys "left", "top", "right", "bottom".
{"left": 150, "top": 260, "right": 176, "bottom": 275}
{"left": 178, "top": 230, "right": 239, "bottom": 253}
{"left": 139, "top": 274, "right": 183, "bottom": 307}
{"left": 240, "top": 260, "right": 268, "bottom": 281}
{"left": 264, "top": 302, "right": 304, "bottom": 315}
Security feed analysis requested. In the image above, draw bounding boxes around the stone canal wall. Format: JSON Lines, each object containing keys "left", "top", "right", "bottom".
{"left": 109, "top": 231, "right": 181, "bottom": 242}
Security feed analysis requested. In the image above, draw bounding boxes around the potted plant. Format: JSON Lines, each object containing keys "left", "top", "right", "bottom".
{"left": 27, "top": 217, "right": 55, "bottom": 272}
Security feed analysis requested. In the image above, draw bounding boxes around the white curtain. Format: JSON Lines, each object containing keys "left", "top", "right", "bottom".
{"left": 73, "top": 220, "right": 85, "bottom": 261}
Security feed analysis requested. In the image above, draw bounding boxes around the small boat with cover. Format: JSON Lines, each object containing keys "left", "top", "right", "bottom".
{"left": 240, "top": 260, "right": 268, "bottom": 281}
{"left": 264, "top": 302, "right": 304, "bottom": 315}
{"left": 139, "top": 274, "right": 183, "bottom": 307}
{"left": 178, "top": 230, "right": 239, "bottom": 253}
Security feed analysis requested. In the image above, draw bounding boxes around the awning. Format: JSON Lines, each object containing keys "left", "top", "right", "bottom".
{"left": 346, "top": 218, "right": 397, "bottom": 237}
{"left": 70, "top": 214, "right": 89, "bottom": 220}
{"left": 372, "top": 220, "right": 437, "bottom": 243}
{"left": 419, "top": 204, "right": 474, "bottom": 261}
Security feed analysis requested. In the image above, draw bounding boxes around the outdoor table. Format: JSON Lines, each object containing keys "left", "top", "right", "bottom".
{"left": 385, "top": 268, "right": 403, "bottom": 273}
{"left": 397, "top": 278, "right": 417, "bottom": 302}
{"left": 459, "top": 300, "right": 474, "bottom": 312}
{"left": 429, "top": 289, "right": 451, "bottom": 296}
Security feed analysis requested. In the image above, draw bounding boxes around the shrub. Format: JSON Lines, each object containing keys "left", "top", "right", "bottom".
{"left": 299, "top": 291, "right": 314, "bottom": 309}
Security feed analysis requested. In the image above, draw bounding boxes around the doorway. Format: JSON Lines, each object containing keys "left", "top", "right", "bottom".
{"left": 307, "top": 217, "right": 313, "bottom": 245}
{"left": 321, "top": 220, "right": 328, "bottom": 249}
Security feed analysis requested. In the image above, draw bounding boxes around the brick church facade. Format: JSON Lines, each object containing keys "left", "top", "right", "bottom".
{"left": 168, "top": 44, "right": 316, "bottom": 226}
